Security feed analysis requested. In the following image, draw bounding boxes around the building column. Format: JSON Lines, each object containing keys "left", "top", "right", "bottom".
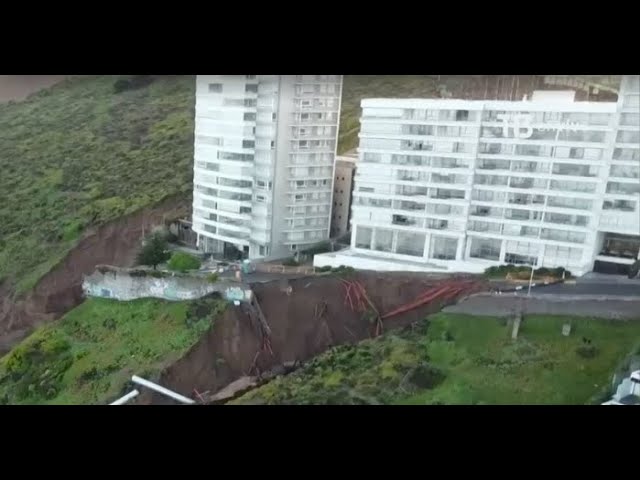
{"left": 391, "top": 231, "right": 398, "bottom": 253}
{"left": 423, "top": 234, "right": 431, "bottom": 259}
{"left": 370, "top": 228, "right": 377, "bottom": 250}
{"left": 350, "top": 224, "right": 358, "bottom": 249}
{"left": 499, "top": 240, "right": 507, "bottom": 262}
{"left": 537, "top": 244, "right": 546, "bottom": 267}
{"left": 465, "top": 236, "right": 473, "bottom": 259}
{"left": 455, "top": 237, "right": 465, "bottom": 261}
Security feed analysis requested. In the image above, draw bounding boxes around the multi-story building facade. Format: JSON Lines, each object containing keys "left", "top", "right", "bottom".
{"left": 315, "top": 75, "right": 640, "bottom": 275}
{"left": 330, "top": 153, "right": 357, "bottom": 238}
{"left": 192, "top": 75, "right": 343, "bottom": 260}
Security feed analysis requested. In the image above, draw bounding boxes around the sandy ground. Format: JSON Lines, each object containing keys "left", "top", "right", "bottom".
{"left": 0, "top": 75, "right": 72, "bottom": 103}
{"left": 445, "top": 294, "right": 640, "bottom": 320}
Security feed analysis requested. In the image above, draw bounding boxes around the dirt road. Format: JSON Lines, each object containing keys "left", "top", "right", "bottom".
{"left": 0, "top": 75, "right": 72, "bottom": 103}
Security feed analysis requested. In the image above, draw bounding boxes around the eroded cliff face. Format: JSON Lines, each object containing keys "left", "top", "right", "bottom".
{"left": 0, "top": 195, "right": 190, "bottom": 355}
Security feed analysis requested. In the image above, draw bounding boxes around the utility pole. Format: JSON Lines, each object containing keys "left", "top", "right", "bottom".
{"left": 527, "top": 258, "right": 537, "bottom": 297}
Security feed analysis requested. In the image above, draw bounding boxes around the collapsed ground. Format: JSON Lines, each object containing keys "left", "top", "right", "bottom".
{"left": 232, "top": 313, "right": 640, "bottom": 405}
{"left": 0, "top": 74, "right": 631, "bottom": 403}
{"left": 2, "top": 270, "right": 638, "bottom": 405}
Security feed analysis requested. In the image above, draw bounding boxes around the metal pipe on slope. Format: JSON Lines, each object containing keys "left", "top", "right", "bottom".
{"left": 131, "top": 375, "right": 196, "bottom": 405}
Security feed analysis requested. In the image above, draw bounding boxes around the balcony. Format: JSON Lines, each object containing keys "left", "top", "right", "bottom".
{"left": 396, "top": 200, "right": 426, "bottom": 211}
{"left": 430, "top": 190, "right": 465, "bottom": 200}
{"left": 540, "top": 229, "right": 585, "bottom": 244}
{"left": 606, "top": 182, "right": 640, "bottom": 196}
{"left": 392, "top": 215, "right": 417, "bottom": 227}
{"left": 426, "top": 219, "right": 449, "bottom": 230}
{"left": 552, "top": 166, "right": 597, "bottom": 177}
{"left": 478, "top": 161, "right": 510, "bottom": 170}
{"left": 468, "top": 221, "right": 502, "bottom": 234}
{"left": 603, "top": 200, "right": 636, "bottom": 212}
{"left": 507, "top": 194, "right": 545, "bottom": 206}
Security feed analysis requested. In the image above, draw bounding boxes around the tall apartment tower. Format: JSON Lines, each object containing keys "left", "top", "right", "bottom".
{"left": 316, "top": 75, "right": 639, "bottom": 276}
{"left": 192, "top": 75, "right": 343, "bottom": 260}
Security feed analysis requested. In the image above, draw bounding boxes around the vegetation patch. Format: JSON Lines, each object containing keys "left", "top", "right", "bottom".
{"left": 0, "top": 75, "right": 195, "bottom": 293}
{"left": 0, "top": 295, "right": 226, "bottom": 405}
{"left": 233, "top": 313, "right": 640, "bottom": 405}
{"left": 484, "top": 264, "right": 572, "bottom": 280}
{"left": 232, "top": 325, "right": 444, "bottom": 405}
{"left": 167, "top": 252, "right": 201, "bottom": 272}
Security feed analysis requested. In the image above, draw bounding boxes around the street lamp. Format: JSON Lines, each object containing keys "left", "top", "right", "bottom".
{"left": 527, "top": 258, "right": 537, "bottom": 297}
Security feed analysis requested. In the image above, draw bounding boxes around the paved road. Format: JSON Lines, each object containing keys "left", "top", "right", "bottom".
{"left": 446, "top": 295, "right": 640, "bottom": 319}
{"left": 534, "top": 282, "right": 640, "bottom": 297}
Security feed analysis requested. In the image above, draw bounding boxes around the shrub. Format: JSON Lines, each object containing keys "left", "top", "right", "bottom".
{"left": 281, "top": 258, "right": 299, "bottom": 267}
{"left": 113, "top": 75, "right": 155, "bottom": 93}
{"left": 315, "top": 266, "right": 332, "bottom": 273}
{"left": 301, "top": 241, "right": 332, "bottom": 256}
{"left": 207, "top": 273, "right": 219, "bottom": 283}
{"left": 167, "top": 252, "right": 201, "bottom": 272}
{"left": 576, "top": 345, "right": 599, "bottom": 359}
{"left": 332, "top": 265, "right": 355, "bottom": 276}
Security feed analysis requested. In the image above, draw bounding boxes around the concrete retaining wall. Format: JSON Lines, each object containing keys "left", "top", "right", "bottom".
{"left": 82, "top": 266, "right": 252, "bottom": 302}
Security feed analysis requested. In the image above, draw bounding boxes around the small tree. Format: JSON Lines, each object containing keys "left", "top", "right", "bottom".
{"left": 137, "top": 232, "right": 170, "bottom": 270}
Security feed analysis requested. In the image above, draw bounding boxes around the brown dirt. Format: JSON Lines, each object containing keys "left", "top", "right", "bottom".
{"left": 139, "top": 273, "right": 487, "bottom": 404}
{"left": 0, "top": 195, "right": 190, "bottom": 355}
{"left": 0, "top": 76, "right": 75, "bottom": 103}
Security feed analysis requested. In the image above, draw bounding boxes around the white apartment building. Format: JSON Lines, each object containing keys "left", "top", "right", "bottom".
{"left": 191, "top": 75, "right": 343, "bottom": 260}
{"left": 315, "top": 76, "right": 640, "bottom": 276}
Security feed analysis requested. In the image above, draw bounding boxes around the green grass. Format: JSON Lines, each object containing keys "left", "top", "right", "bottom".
{"left": 0, "top": 75, "right": 195, "bottom": 294}
{"left": 167, "top": 252, "right": 201, "bottom": 272}
{"left": 338, "top": 75, "right": 440, "bottom": 154}
{"left": 0, "top": 295, "right": 225, "bottom": 405}
{"left": 402, "top": 314, "right": 640, "bottom": 405}
{"left": 233, "top": 313, "right": 640, "bottom": 405}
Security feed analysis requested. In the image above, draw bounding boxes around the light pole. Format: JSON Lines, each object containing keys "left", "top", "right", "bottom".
{"left": 527, "top": 258, "right": 537, "bottom": 297}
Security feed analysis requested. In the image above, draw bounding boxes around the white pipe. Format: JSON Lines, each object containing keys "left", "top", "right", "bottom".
{"left": 131, "top": 375, "right": 196, "bottom": 404}
{"left": 110, "top": 389, "right": 140, "bottom": 405}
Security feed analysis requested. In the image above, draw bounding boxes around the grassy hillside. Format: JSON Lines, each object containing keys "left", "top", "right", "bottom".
{"left": 0, "top": 75, "right": 195, "bottom": 293}
{"left": 338, "top": 75, "right": 440, "bottom": 154}
{"left": 0, "top": 295, "right": 225, "bottom": 405}
{"left": 233, "top": 313, "right": 640, "bottom": 405}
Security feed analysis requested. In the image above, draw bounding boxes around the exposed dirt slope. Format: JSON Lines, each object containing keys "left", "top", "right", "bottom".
{"left": 0, "top": 195, "right": 189, "bottom": 355}
{"left": 140, "top": 273, "right": 486, "bottom": 404}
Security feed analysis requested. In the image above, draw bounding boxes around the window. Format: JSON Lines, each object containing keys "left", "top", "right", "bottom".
{"left": 456, "top": 110, "right": 469, "bottom": 121}
{"left": 245, "top": 84, "right": 258, "bottom": 93}
{"left": 271, "top": 141, "right": 275, "bottom": 149}
{"left": 243, "top": 112, "right": 256, "bottom": 121}
{"left": 208, "top": 83, "right": 222, "bottom": 93}
{"left": 272, "top": 113, "right": 277, "bottom": 121}
{"left": 242, "top": 140, "right": 255, "bottom": 149}
{"left": 246, "top": 75, "right": 256, "bottom": 80}
{"left": 256, "top": 195, "right": 265, "bottom": 203}
{"left": 469, "top": 238, "right": 501, "bottom": 261}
